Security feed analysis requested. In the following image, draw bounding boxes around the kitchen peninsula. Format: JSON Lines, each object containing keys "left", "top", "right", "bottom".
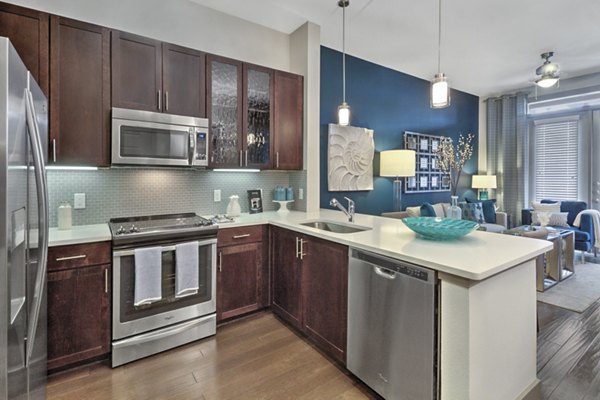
{"left": 49, "top": 210, "right": 551, "bottom": 400}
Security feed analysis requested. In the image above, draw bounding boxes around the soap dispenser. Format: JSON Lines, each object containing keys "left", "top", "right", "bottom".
{"left": 226, "top": 195, "right": 241, "bottom": 218}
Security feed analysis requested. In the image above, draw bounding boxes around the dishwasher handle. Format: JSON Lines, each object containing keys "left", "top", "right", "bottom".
{"left": 373, "top": 266, "right": 396, "bottom": 280}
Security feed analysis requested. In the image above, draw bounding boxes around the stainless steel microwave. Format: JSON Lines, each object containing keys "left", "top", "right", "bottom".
{"left": 112, "top": 108, "right": 209, "bottom": 167}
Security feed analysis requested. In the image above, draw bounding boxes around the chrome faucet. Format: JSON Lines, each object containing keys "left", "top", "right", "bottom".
{"left": 330, "top": 197, "right": 355, "bottom": 222}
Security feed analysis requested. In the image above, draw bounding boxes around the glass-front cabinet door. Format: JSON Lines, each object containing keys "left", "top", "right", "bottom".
{"left": 244, "top": 65, "right": 273, "bottom": 169}
{"left": 207, "top": 56, "right": 243, "bottom": 168}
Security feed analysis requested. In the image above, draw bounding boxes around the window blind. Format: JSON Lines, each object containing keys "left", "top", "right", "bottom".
{"left": 534, "top": 118, "right": 579, "bottom": 201}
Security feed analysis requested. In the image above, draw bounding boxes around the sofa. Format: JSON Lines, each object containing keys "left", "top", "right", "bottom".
{"left": 383, "top": 200, "right": 508, "bottom": 233}
{"left": 522, "top": 200, "right": 595, "bottom": 255}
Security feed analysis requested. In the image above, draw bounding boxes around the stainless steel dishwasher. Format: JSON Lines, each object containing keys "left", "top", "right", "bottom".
{"left": 347, "top": 248, "right": 438, "bottom": 400}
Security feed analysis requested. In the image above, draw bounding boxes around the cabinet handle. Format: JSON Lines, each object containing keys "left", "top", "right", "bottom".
{"left": 245, "top": 150, "right": 248, "bottom": 167}
{"left": 165, "top": 91, "right": 169, "bottom": 111}
{"left": 295, "top": 237, "right": 299, "bottom": 258}
{"left": 55, "top": 254, "right": 87, "bottom": 262}
{"left": 299, "top": 239, "right": 306, "bottom": 260}
{"left": 233, "top": 234, "right": 250, "bottom": 239}
{"left": 276, "top": 152, "right": 279, "bottom": 168}
{"left": 104, "top": 268, "right": 109, "bottom": 293}
{"left": 218, "top": 251, "right": 222, "bottom": 272}
{"left": 239, "top": 150, "right": 243, "bottom": 167}
{"left": 52, "top": 139, "right": 57, "bottom": 163}
{"left": 157, "top": 90, "right": 162, "bottom": 110}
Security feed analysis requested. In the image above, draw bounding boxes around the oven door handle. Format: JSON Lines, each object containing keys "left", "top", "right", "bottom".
{"left": 113, "top": 238, "right": 217, "bottom": 257}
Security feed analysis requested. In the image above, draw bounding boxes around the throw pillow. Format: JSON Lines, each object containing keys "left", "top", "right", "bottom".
{"left": 420, "top": 203, "right": 436, "bottom": 217}
{"left": 432, "top": 203, "right": 445, "bottom": 218}
{"left": 406, "top": 206, "right": 421, "bottom": 217}
{"left": 531, "top": 211, "right": 569, "bottom": 227}
{"left": 441, "top": 203, "right": 451, "bottom": 217}
{"left": 532, "top": 201, "right": 561, "bottom": 213}
{"left": 466, "top": 198, "right": 496, "bottom": 223}
{"left": 459, "top": 202, "right": 485, "bottom": 224}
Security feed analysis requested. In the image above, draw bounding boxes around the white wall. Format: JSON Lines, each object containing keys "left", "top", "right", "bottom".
{"left": 5, "top": 0, "right": 290, "bottom": 71}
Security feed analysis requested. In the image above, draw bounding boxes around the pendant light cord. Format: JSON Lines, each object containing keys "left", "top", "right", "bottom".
{"left": 342, "top": 2, "right": 346, "bottom": 103}
{"left": 437, "top": 0, "right": 442, "bottom": 74}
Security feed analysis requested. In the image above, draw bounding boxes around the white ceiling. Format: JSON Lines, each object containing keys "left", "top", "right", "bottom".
{"left": 189, "top": 0, "right": 600, "bottom": 98}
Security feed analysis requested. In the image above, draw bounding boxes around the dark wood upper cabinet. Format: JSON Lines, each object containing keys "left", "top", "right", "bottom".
{"left": 50, "top": 16, "right": 110, "bottom": 166}
{"left": 112, "top": 31, "right": 206, "bottom": 117}
{"left": 111, "top": 30, "right": 162, "bottom": 112}
{"left": 162, "top": 43, "right": 206, "bottom": 118}
{"left": 0, "top": 2, "right": 49, "bottom": 96}
{"left": 273, "top": 70, "right": 304, "bottom": 170}
{"left": 206, "top": 54, "right": 244, "bottom": 168}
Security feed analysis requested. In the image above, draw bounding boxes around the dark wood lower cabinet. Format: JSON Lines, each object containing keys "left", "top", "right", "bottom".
{"left": 302, "top": 237, "right": 348, "bottom": 364}
{"left": 217, "top": 225, "right": 268, "bottom": 323}
{"left": 47, "top": 243, "right": 111, "bottom": 371}
{"left": 271, "top": 227, "right": 348, "bottom": 364}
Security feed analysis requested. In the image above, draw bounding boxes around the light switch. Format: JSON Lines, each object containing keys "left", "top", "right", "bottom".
{"left": 214, "top": 189, "right": 221, "bottom": 202}
{"left": 74, "top": 193, "right": 86, "bottom": 209}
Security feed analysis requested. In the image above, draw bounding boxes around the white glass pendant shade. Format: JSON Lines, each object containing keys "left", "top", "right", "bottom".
{"left": 431, "top": 73, "right": 450, "bottom": 108}
{"left": 536, "top": 76, "right": 559, "bottom": 88}
{"left": 338, "top": 102, "right": 351, "bottom": 126}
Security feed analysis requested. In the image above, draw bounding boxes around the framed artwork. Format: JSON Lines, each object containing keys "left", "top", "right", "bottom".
{"left": 328, "top": 124, "right": 375, "bottom": 191}
{"left": 403, "top": 131, "right": 450, "bottom": 193}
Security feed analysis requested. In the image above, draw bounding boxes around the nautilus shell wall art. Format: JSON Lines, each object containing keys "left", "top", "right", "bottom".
{"left": 328, "top": 124, "right": 375, "bottom": 191}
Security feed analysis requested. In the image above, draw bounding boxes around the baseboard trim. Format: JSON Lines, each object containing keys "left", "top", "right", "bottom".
{"left": 517, "top": 378, "right": 541, "bottom": 400}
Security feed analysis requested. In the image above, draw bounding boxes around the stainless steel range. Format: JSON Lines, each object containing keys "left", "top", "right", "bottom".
{"left": 109, "top": 213, "right": 218, "bottom": 367}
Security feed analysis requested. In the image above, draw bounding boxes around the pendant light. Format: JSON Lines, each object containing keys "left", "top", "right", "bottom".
{"left": 338, "top": 0, "right": 351, "bottom": 126}
{"left": 431, "top": 0, "right": 450, "bottom": 108}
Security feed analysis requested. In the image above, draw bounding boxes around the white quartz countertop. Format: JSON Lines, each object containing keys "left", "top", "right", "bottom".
{"left": 219, "top": 210, "right": 553, "bottom": 281}
{"left": 49, "top": 210, "right": 552, "bottom": 281}
{"left": 49, "top": 224, "right": 111, "bottom": 247}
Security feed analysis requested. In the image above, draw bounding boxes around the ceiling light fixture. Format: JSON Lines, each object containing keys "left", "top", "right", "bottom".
{"left": 337, "top": 0, "right": 351, "bottom": 126}
{"left": 431, "top": 0, "right": 450, "bottom": 108}
{"left": 535, "top": 52, "right": 560, "bottom": 88}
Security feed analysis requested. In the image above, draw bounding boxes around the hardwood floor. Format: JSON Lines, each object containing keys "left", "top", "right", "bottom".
{"left": 48, "top": 298, "right": 600, "bottom": 400}
{"left": 47, "top": 312, "right": 378, "bottom": 400}
{"left": 537, "top": 297, "right": 600, "bottom": 399}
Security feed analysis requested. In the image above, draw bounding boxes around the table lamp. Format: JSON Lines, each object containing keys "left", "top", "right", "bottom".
{"left": 472, "top": 175, "right": 497, "bottom": 200}
{"left": 380, "top": 150, "right": 416, "bottom": 211}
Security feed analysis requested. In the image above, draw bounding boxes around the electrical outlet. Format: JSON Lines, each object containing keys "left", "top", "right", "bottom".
{"left": 74, "top": 193, "right": 86, "bottom": 209}
{"left": 214, "top": 189, "right": 221, "bottom": 202}
{"left": 299, "top": 188, "right": 304, "bottom": 200}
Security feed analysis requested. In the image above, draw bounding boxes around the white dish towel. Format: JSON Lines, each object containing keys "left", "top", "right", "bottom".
{"left": 573, "top": 209, "right": 600, "bottom": 249}
{"left": 134, "top": 247, "right": 163, "bottom": 306}
{"left": 175, "top": 241, "right": 199, "bottom": 298}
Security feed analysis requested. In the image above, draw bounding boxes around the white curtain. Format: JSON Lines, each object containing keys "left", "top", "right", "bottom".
{"left": 486, "top": 94, "right": 529, "bottom": 226}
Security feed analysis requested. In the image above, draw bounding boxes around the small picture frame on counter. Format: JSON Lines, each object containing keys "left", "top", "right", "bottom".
{"left": 247, "top": 189, "right": 263, "bottom": 214}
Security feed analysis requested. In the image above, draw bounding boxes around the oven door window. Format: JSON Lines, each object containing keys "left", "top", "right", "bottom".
{"left": 119, "top": 245, "right": 212, "bottom": 322}
{"left": 120, "top": 125, "right": 189, "bottom": 160}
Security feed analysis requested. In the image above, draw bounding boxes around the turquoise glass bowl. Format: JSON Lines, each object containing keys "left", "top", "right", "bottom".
{"left": 402, "top": 217, "right": 479, "bottom": 240}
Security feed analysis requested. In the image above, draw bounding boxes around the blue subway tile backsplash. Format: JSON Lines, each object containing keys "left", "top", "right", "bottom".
{"left": 48, "top": 168, "right": 306, "bottom": 227}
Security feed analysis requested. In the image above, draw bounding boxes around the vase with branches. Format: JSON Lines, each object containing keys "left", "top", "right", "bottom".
{"left": 435, "top": 133, "right": 475, "bottom": 197}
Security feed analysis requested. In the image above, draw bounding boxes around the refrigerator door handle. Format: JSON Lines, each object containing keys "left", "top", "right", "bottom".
{"left": 24, "top": 87, "right": 49, "bottom": 367}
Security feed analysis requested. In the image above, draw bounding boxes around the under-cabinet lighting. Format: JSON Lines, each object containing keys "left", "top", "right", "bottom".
{"left": 213, "top": 169, "right": 261, "bottom": 173}
{"left": 46, "top": 166, "right": 98, "bottom": 171}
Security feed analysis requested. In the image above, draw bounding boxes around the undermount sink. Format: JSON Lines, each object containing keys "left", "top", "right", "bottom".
{"left": 300, "top": 220, "right": 372, "bottom": 234}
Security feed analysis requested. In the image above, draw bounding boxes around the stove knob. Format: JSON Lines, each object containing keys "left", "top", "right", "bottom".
{"left": 130, "top": 224, "right": 139, "bottom": 233}
{"left": 116, "top": 226, "right": 126, "bottom": 235}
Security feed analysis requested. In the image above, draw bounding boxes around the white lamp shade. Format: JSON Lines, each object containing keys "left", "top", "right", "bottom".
{"left": 380, "top": 150, "right": 416, "bottom": 177}
{"left": 431, "top": 73, "right": 450, "bottom": 108}
{"left": 338, "top": 103, "right": 350, "bottom": 126}
{"left": 472, "top": 175, "right": 497, "bottom": 189}
{"left": 536, "top": 76, "right": 559, "bottom": 88}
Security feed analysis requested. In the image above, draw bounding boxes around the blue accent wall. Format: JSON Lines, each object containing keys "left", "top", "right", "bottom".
{"left": 320, "top": 46, "right": 480, "bottom": 215}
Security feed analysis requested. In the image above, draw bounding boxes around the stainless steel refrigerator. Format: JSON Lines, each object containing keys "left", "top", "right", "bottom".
{"left": 0, "top": 37, "right": 49, "bottom": 400}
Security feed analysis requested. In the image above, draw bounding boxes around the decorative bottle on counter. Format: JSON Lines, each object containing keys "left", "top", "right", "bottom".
{"left": 448, "top": 195, "right": 462, "bottom": 220}
{"left": 58, "top": 201, "right": 72, "bottom": 230}
{"left": 226, "top": 195, "right": 241, "bottom": 218}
